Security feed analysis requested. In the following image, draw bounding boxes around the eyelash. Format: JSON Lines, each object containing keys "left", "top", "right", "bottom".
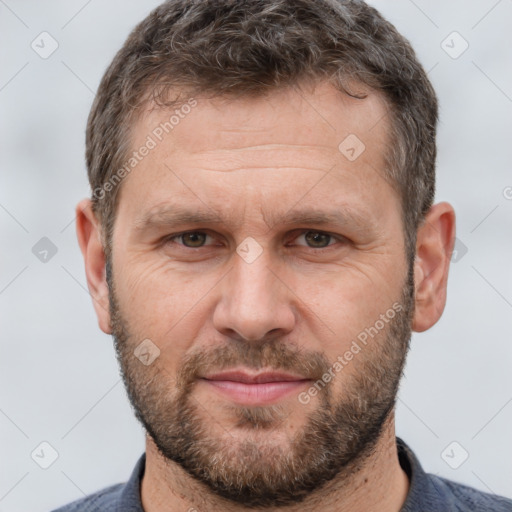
{"left": 162, "top": 230, "right": 348, "bottom": 252}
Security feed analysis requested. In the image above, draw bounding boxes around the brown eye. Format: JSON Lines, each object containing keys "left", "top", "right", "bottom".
{"left": 179, "top": 232, "right": 208, "bottom": 247}
{"left": 303, "top": 231, "right": 334, "bottom": 248}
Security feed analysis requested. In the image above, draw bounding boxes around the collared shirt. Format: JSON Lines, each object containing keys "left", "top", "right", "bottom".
{"left": 52, "top": 437, "right": 512, "bottom": 511}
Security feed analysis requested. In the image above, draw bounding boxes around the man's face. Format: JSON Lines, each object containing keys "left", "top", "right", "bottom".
{"left": 107, "top": 81, "right": 413, "bottom": 506}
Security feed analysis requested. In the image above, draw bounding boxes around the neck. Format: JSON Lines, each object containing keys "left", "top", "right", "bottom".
{"left": 140, "top": 413, "right": 410, "bottom": 512}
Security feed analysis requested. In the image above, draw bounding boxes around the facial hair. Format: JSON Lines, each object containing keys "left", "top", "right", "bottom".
{"left": 107, "top": 259, "right": 414, "bottom": 508}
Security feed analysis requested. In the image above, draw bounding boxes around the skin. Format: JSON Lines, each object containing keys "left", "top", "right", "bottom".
{"left": 76, "top": 80, "right": 456, "bottom": 511}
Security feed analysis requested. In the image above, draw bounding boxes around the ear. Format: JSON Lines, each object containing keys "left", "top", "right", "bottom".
{"left": 75, "top": 198, "right": 112, "bottom": 334}
{"left": 412, "top": 202, "right": 456, "bottom": 332}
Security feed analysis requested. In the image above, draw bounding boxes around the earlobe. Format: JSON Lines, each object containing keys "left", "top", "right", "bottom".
{"left": 412, "top": 202, "right": 456, "bottom": 333}
{"left": 75, "top": 198, "right": 112, "bottom": 334}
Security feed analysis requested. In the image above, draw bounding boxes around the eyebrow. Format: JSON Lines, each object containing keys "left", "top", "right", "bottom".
{"left": 134, "top": 204, "right": 373, "bottom": 233}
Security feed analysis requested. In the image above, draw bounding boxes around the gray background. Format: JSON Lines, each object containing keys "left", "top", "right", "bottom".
{"left": 1, "top": 0, "right": 511, "bottom": 510}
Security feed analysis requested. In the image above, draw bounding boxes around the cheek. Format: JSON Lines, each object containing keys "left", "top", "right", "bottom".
{"left": 114, "top": 257, "right": 222, "bottom": 355}
{"left": 297, "top": 264, "right": 402, "bottom": 356}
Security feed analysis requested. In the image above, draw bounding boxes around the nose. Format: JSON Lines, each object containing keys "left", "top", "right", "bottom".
{"left": 212, "top": 251, "right": 296, "bottom": 343}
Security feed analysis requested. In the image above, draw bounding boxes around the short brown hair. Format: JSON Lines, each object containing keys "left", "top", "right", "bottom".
{"left": 86, "top": 0, "right": 438, "bottom": 262}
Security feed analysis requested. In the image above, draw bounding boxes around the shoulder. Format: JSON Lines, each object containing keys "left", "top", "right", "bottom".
{"left": 397, "top": 438, "right": 512, "bottom": 512}
{"left": 51, "top": 483, "right": 124, "bottom": 512}
{"left": 429, "top": 474, "right": 512, "bottom": 512}
{"left": 51, "top": 453, "right": 146, "bottom": 512}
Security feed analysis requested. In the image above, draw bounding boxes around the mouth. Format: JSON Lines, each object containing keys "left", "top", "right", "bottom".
{"left": 199, "top": 369, "right": 312, "bottom": 405}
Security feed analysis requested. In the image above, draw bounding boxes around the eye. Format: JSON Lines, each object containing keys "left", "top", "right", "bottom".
{"left": 163, "top": 230, "right": 347, "bottom": 252}
{"left": 294, "top": 231, "right": 341, "bottom": 249}
{"left": 166, "top": 231, "right": 215, "bottom": 248}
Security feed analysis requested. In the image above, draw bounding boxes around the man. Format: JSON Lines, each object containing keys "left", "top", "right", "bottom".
{"left": 54, "top": 0, "right": 512, "bottom": 510}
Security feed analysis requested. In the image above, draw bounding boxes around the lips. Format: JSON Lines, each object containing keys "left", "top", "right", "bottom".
{"left": 202, "top": 370, "right": 309, "bottom": 384}
{"left": 200, "top": 369, "right": 311, "bottom": 405}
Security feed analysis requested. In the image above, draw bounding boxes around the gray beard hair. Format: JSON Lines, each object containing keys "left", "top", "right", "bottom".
{"left": 106, "top": 258, "right": 414, "bottom": 508}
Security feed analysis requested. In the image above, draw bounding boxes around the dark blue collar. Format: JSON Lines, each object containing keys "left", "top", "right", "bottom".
{"left": 116, "top": 437, "right": 509, "bottom": 511}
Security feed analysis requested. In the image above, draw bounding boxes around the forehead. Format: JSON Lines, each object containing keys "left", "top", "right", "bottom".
{"left": 116, "top": 80, "right": 395, "bottom": 225}
{"left": 138, "top": 80, "right": 389, "bottom": 160}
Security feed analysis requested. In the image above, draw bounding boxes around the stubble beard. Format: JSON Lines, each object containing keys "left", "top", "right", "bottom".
{"left": 107, "top": 259, "right": 414, "bottom": 508}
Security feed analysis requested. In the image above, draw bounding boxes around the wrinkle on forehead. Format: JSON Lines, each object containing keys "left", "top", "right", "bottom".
{"left": 165, "top": 143, "right": 340, "bottom": 175}
{"left": 119, "top": 80, "right": 395, "bottom": 231}
{"left": 135, "top": 80, "right": 390, "bottom": 158}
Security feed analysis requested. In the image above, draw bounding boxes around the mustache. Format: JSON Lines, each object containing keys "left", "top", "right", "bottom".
{"left": 174, "top": 339, "right": 332, "bottom": 391}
